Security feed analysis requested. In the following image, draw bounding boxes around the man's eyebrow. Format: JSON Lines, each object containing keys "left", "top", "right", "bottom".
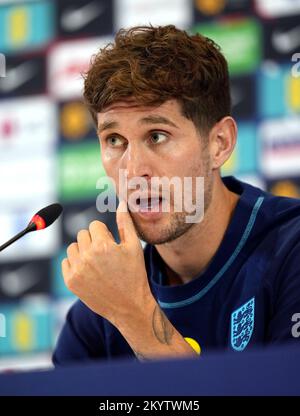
{"left": 139, "top": 115, "right": 178, "bottom": 128}
{"left": 97, "top": 120, "right": 119, "bottom": 135}
{"left": 97, "top": 115, "right": 178, "bottom": 135}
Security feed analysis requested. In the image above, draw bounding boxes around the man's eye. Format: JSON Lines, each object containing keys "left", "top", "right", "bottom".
{"left": 150, "top": 132, "right": 167, "bottom": 144}
{"left": 106, "top": 136, "right": 124, "bottom": 147}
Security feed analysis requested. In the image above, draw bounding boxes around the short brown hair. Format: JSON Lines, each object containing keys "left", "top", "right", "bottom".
{"left": 83, "top": 25, "right": 231, "bottom": 137}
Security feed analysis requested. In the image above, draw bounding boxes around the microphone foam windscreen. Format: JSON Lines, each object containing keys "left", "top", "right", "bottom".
{"left": 34, "top": 203, "right": 63, "bottom": 227}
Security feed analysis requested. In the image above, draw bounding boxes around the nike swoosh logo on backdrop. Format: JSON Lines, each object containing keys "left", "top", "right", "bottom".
{"left": 0, "top": 265, "right": 40, "bottom": 297}
{"left": 272, "top": 26, "right": 300, "bottom": 53}
{"left": 61, "top": 1, "right": 105, "bottom": 32}
{"left": 0, "top": 61, "right": 37, "bottom": 93}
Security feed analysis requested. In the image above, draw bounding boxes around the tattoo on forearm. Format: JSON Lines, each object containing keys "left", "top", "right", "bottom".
{"left": 132, "top": 306, "right": 175, "bottom": 361}
{"left": 152, "top": 305, "right": 174, "bottom": 345}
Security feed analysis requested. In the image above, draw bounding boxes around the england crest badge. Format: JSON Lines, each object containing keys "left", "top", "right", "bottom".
{"left": 231, "top": 297, "right": 255, "bottom": 351}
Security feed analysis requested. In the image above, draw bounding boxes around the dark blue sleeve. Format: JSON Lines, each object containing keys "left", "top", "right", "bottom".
{"left": 266, "top": 240, "right": 300, "bottom": 344}
{"left": 52, "top": 300, "right": 107, "bottom": 366}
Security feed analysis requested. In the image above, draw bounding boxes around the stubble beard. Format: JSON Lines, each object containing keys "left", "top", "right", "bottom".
{"left": 129, "top": 152, "right": 213, "bottom": 245}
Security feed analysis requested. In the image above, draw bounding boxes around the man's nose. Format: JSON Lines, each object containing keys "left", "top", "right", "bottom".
{"left": 122, "top": 142, "right": 153, "bottom": 179}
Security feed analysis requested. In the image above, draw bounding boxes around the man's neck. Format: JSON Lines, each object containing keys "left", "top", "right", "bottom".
{"left": 155, "top": 176, "right": 240, "bottom": 286}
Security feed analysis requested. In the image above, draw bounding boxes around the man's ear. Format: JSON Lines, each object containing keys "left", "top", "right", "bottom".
{"left": 208, "top": 116, "right": 237, "bottom": 170}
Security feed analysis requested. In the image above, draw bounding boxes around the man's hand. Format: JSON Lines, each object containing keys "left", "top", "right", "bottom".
{"left": 62, "top": 200, "right": 154, "bottom": 328}
{"left": 62, "top": 200, "right": 198, "bottom": 360}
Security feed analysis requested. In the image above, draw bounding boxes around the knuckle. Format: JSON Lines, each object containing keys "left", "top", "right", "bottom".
{"left": 81, "top": 250, "right": 93, "bottom": 265}
{"left": 92, "top": 240, "right": 110, "bottom": 255}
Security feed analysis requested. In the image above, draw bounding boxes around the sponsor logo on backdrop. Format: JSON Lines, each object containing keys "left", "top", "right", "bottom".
{"left": 60, "top": 101, "right": 95, "bottom": 142}
{"left": 194, "top": 0, "right": 249, "bottom": 19}
{"left": 264, "top": 16, "right": 300, "bottom": 60}
{"left": 259, "top": 117, "right": 300, "bottom": 177}
{"left": 0, "top": 301, "right": 53, "bottom": 354}
{"left": 48, "top": 36, "right": 112, "bottom": 100}
{"left": 0, "top": 55, "right": 45, "bottom": 97}
{"left": 0, "top": 0, "right": 54, "bottom": 53}
{"left": 254, "top": 0, "right": 300, "bottom": 18}
{"left": 0, "top": 61, "right": 37, "bottom": 93}
{"left": 58, "top": 0, "right": 113, "bottom": 36}
{"left": 1, "top": 272, "right": 39, "bottom": 298}
{"left": 0, "top": 262, "right": 50, "bottom": 299}
{"left": 114, "top": 0, "right": 192, "bottom": 31}
{"left": 194, "top": 0, "right": 226, "bottom": 15}
{"left": 192, "top": 18, "right": 262, "bottom": 76}
{"left": 60, "top": 1, "right": 106, "bottom": 32}
{"left": 0, "top": 97, "right": 56, "bottom": 152}
{"left": 59, "top": 142, "right": 108, "bottom": 201}
{"left": 272, "top": 26, "right": 300, "bottom": 54}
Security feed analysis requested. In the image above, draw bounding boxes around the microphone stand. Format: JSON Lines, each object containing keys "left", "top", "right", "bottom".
{"left": 0, "top": 222, "right": 36, "bottom": 252}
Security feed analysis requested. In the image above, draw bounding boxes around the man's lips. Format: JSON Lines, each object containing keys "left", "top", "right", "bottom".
{"left": 138, "top": 197, "right": 162, "bottom": 211}
{"left": 127, "top": 195, "right": 165, "bottom": 213}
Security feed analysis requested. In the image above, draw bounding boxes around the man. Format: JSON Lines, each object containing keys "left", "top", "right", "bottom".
{"left": 53, "top": 25, "right": 300, "bottom": 365}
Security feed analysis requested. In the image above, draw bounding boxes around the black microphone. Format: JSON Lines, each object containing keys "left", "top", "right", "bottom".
{"left": 0, "top": 203, "right": 63, "bottom": 252}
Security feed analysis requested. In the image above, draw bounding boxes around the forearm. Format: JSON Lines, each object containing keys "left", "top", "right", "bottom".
{"left": 116, "top": 296, "right": 199, "bottom": 361}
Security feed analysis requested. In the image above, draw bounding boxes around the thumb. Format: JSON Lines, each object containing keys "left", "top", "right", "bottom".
{"left": 116, "top": 200, "right": 139, "bottom": 245}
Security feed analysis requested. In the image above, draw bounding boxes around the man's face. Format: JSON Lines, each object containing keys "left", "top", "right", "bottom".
{"left": 97, "top": 99, "right": 213, "bottom": 245}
